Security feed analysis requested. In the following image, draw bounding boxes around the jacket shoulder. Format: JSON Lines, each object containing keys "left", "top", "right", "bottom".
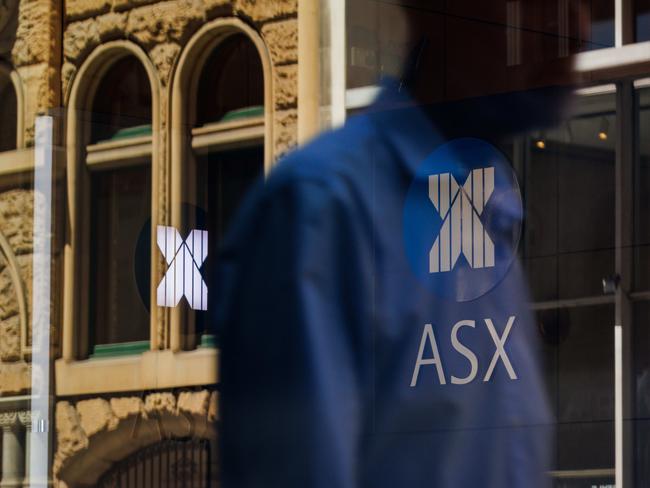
{"left": 267, "top": 114, "right": 382, "bottom": 191}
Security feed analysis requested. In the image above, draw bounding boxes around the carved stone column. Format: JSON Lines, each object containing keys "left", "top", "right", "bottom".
{"left": 0, "top": 412, "right": 25, "bottom": 488}
{"left": 18, "top": 411, "right": 31, "bottom": 488}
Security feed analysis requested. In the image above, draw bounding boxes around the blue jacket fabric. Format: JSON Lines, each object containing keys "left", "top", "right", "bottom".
{"left": 215, "top": 83, "right": 552, "bottom": 488}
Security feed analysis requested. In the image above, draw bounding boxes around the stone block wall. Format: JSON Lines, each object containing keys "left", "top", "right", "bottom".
{"left": 62, "top": 0, "right": 298, "bottom": 155}
{"left": 0, "top": 0, "right": 60, "bottom": 401}
{"left": 0, "top": 188, "right": 34, "bottom": 395}
{"left": 0, "top": 0, "right": 60, "bottom": 145}
{"left": 52, "top": 1, "right": 299, "bottom": 484}
{"left": 0, "top": 0, "right": 301, "bottom": 484}
{"left": 54, "top": 389, "right": 219, "bottom": 486}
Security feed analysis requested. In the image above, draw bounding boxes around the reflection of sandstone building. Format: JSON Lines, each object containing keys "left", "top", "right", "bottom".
{"left": 0, "top": 0, "right": 301, "bottom": 485}
{"left": 0, "top": 0, "right": 58, "bottom": 483}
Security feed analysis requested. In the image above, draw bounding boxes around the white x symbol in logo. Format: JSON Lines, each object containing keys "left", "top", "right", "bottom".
{"left": 156, "top": 225, "right": 208, "bottom": 310}
{"left": 429, "top": 167, "right": 495, "bottom": 273}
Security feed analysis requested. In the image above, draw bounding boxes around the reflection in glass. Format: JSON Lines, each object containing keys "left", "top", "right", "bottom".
{"left": 634, "top": 299, "right": 650, "bottom": 486}
{"left": 523, "top": 92, "right": 617, "bottom": 484}
{"left": 185, "top": 33, "right": 265, "bottom": 348}
{"left": 196, "top": 33, "right": 264, "bottom": 126}
{"left": 345, "top": 1, "right": 613, "bottom": 92}
{"left": 193, "top": 146, "right": 263, "bottom": 342}
{"left": 0, "top": 74, "right": 17, "bottom": 152}
{"left": 89, "top": 165, "right": 151, "bottom": 350}
{"left": 86, "top": 55, "right": 153, "bottom": 354}
{"left": 635, "top": 87, "right": 650, "bottom": 290}
{"left": 580, "top": 0, "right": 615, "bottom": 50}
{"left": 90, "top": 56, "right": 152, "bottom": 144}
{"left": 537, "top": 305, "right": 615, "bottom": 486}
{"left": 523, "top": 93, "right": 616, "bottom": 302}
{"left": 637, "top": 0, "right": 650, "bottom": 42}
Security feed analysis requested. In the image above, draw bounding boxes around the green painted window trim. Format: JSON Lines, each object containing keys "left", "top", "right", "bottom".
{"left": 219, "top": 105, "right": 264, "bottom": 123}
{"left": 198, "top": 334, "right": 218, "bottom": 348}
{"left": 90, "top": 340, "right": 150, "bottom": 359}
{"left": 108, "top": 124, "right": 153, "bottom": 141}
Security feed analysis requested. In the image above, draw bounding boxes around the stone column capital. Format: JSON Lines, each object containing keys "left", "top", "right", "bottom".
{"left": 17, "top": 410, "right": 31, "bottom": 428}
{"left": 0, "top": 412, "right": 18, "bottom": 430}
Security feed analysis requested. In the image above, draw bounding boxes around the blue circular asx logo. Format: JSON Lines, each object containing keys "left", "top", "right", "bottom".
{"left": 403, "top": 138, "right": 523, "bottom": 302}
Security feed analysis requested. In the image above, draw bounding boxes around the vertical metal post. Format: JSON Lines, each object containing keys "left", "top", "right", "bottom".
{"left": 615, "top": 81, "right": 635, "bottom": 488}
{"left": 29, "top": 115, "right": 53, "bottom": 488}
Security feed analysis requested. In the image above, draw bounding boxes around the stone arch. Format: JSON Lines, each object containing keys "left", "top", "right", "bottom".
{"left": 62, "top": 41, "right": 163, "bottom": 360}
{"left": 0, "top": 227, "right": 28, "bottom": 358}
{"left": 0, "top": 61, "right": 25, "bottom": 149}
{"left": 170, "top": 17, "right": 274, "bottom": 173}
{"left": 54, "top": 390, "right": 218, "bottom": 487}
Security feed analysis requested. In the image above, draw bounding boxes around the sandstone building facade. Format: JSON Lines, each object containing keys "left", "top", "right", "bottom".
{"left": 0, "top": 0, "right": 302, "bottom": 485}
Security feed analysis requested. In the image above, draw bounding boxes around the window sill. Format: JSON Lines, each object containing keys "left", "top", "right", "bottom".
{"left": 89, "top": 340, "right": 150, "bottom": 359}
{"left": 86, "top": 135, "right": 152, "bottom": 169}
{"left": 548, "top": 468, "right": 614, "bottom": 480}
{"left": 196, "top": 334, "right": 219, "bottom": 349}
{"left": 191, "top": 116, "right": 264, "bottom": 154}
{"left": 55, "top": 347, "right": 219, "bottom": 396}
{"left": 0, "top": 148, "right": 34, "bottom": 176}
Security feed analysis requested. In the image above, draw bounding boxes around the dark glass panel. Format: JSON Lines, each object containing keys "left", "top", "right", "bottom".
{"left": 537, "top": 305, "right": 615, "bottom": 473}
{"left": 0, "top": 76, "right": 17, "bottom": 152}
{"left": 634, "top": 301, "right": 650, "bottom": 485}
{"left": 193, "top": 145, "right": 264, "bottom": 341}
{"left": 523, "top": 94, "right": 616, "bottom": 301}
{"left": 634, "top": 88, "right": 650, "bottom": 290}
{"left": 90, "top": 56, "right": 152, "bottom": 143}
{"left": 346, "top": 0, "right": 611, "bottom": 94}
{"left": 89, "top": 165, "right": 151, "bottom": 348}
{"left": 637, "top": 0, "right": 650, "bottom": 41}
{"left": 196, "top": 34, "right": 264, "bottom": 126}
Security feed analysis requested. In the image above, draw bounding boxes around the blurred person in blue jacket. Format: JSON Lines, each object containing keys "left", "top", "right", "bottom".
{"left": 215, "top": 1, "right": 586, "bottom": 486}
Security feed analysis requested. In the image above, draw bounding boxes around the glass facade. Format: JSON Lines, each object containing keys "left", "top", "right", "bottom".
{"left": 345, "top": 0, "right": 616, "bottom": 92}
{"left": 637, "top": 0, "right": 650, "bottom": 42}
{"left": 0, "top": 0, "right": 648, "bottom": 486}
{"left": 521, "top": 92, "right": 617, "bottom": 484}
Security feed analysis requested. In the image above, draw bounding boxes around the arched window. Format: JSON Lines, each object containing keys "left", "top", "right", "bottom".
{"left": 195, "top": 33, "right": 264, "bottom": 126}
{"left": 0, "top": 73, "right": 17, "bottom": 152}
{"left": 85, "top": 55, "right": 152, "bottom": 356}
{"left": 90, "top": 56, "right": 152, "bottom": 143}
{"left": 192, "top": 34, "right": 265, "bottom": 347}
{"left": 173, "top": 29, "right": 267, "bottom": 350}
{"left": 194, "top": 33, "right": 264, "bottom": 242}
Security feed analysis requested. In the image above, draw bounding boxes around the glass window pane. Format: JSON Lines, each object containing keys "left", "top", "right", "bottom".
{"left": 635, "top": 87, "right": 650, "bottom": 291}
{"left": 632, "top": 90, "right": 650, "bottom": 485}
{"left": 0, "top": 75, "right": 17, "bottom": 152}
{"left": 89, "top": 165, "right": 151, "bottom": 349}
{"left": 345, "top": 1, "right": 613, "bottom": 93}
{"left": 196, "top": 34, "right": 264, "bottom": 126}
{"left": 193, "top": 145, "right": 263, "bottom": 343}
{"left": 634, "top": 301, "right": 650, "bottom": 485}
{"left": 346, "top": 0, "right": 445, "bottom": 91}
{"left": 523, "top": 93, "right": 616, "bottom": 301}
{"left": 90, "top": 56, "right": 152, "bottom": 144}
{"left": 636, "top": 0, "right": 650, "bottom": 42}
{"left": 581, "top": 0, "right": 615, "bottom": 50}
{"left": 538, "top": 305, "right": 615, "bottom": 482}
